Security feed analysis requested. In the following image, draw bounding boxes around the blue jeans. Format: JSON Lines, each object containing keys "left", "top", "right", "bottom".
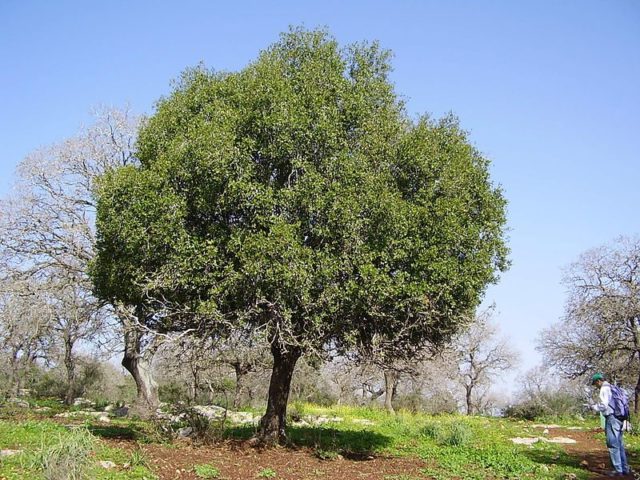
{"left": 605, "top": 415, "right": 628, "bottom": 474}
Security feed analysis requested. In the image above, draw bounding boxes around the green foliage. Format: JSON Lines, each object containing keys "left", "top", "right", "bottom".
{"left": 91, "top": 27, "right": 509, "bottom": 363}
{"left": 194, "top": 463, "right": 221, "bottom": 478}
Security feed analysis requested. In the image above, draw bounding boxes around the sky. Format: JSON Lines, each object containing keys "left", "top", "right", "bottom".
{"left": 1, "top": 0, "right": 639, "bottom": 389}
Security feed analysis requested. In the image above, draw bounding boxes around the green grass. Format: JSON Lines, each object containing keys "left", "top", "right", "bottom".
{"left": 0, "top": 420, "right": 157, "bottom": 480}
{"left": 194, "top": 463, "right": 221, "bottom": 478}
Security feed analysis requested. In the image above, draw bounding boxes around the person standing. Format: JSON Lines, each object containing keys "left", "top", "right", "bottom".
{"left": 591, "top": 373, "right": 630, "bottom": 476}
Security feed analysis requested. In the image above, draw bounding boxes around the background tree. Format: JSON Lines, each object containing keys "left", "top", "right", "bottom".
{"left": 538, "top": 235, "right": 640, "bottom": 411}
{"left": 91, "top": 28, "right": 509, "bottom": 443}
{"left": 0, "top": 278, "right": 54, "bottom": 396}
{"left": 454, "top": 308, "right": 519, "bottom": 415}
{"left": 0, "top": 108, "right": 163, "bottom": 413}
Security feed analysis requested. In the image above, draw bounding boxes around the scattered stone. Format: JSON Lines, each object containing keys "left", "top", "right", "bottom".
{"left": 113, "top": 406, "right": 129, "bottom": 417}
{"left": 0, "top": 449, "right": 23, "bottom": 457}
{"left": 193, "top": 405, "right": 226, "bottom": 419}
{"left": 531, "top": 424, "right": 561, "bottom": 429}
{"left": 566, "top": 426, "right": 583, "bottom": 430}
{"left": 178, "top": 427, "right": 193, "bottom": 438}
{"left": 56, "top": 410, "right": 109, "bottom": 420}
{"left": 34, "top": 406, "right": 51, "bottom": 412}
{"left": 227, "top": 411, "right": 258, "bottom": 424}
{"left": 546, "top": 437, "right": 577, "bottom": 444}
{"left": 103, "top": 404, "right": 115, "bottom": 412}
{"left": 307, "top": 415, "right": 328, "bottom": 425}
{"left": 580, "top": 460, "right": 589, "bottom": 467}
{"left": 72, "top": 397, "right": 95, "bottom": 409}
{"left": 292, "top": 420, "right": 311, "bottom": 427}
{"left": 98, "top": 415, "right": 111, "bottom": 423}
{"left": 510, "top": 436, "right": 576, "bottom": 445}
{"left": 7, "top": 398, "right": 29, "bottom": 408}
{"left": 352, "top": 418, "right": 375, "bottom": 426}
{"left": 510, "top": 437, "right": 541, "bottom": 445}
{"left": 543, "top": 428, "right": 549, "bottom": 435}
{"left": 17, "top": 388, "right": 32, "bottom": 397}
{"left": 99, "top": 460, "right": 116, "bottom": 469}
{"left": 563, "top": 474, "right": 577, "bottom": 480}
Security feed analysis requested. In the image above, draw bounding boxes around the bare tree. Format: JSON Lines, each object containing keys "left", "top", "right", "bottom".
{"left": 454, "top": 308, "right": 519, "bottom": 415}
{"left": 0, "top": 278, "right": 55, "bottom": 396}
{"left": 0, "top": 108, "right": 165, "bottom": 415}
{"left": 538, "top": 235, "right": 640, "bottom": 411}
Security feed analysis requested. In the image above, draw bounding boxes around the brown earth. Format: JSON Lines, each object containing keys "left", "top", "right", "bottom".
{"left": 105, "top": 438, "right": 429, "bottom": 480}
{"left": 101, "top": 427, "right": 638, "bottom": 480}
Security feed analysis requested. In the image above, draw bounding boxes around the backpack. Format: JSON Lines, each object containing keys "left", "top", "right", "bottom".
{"left": 609, "top": 384, "right": 630, "bottom": 421}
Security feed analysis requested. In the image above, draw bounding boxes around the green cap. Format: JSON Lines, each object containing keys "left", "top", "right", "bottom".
{"left": 591, "top": 373, "right": 604, "bottom": 384}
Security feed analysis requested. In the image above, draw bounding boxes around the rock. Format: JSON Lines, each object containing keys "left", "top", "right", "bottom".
{"left": 352, "top": 418, "right": 375, "bottom": 426}
{"left": 99, "top": 460, "right": 117, "bottom": 469}
{"left": 292, "top": 420, "right": 311, "bottom": 427}
{"left": 192, "top": 405, "right": 226, "bottom": 419}
{"left": 563, "top": 474, "right": 577, "bottom": 480}
{"left": 113, "top": 406, "right": 129, "bottom": 417}
{"left": 98, "top": 416, "right": 111, "bottom": 423}
{"left": 72, "top": 398, "right": 95, "bottom": 409}
{"left": 178, "top": 427, "right": 193, "bottom": 438}
{"left": 531, "top": 424, "right": 561, "bottom": 429}
{"left": 0, "top": 449, "right": 23, "bottom": 457}
{"left": 34, "top": 406, "right": 51, "bottom": 412}
{"left": 227, "top": 411, "right": 257, "bottom": 424}
{"left": 580, "top": 460, "right": 589, "bottom": 467}
{"left": 103, "top": 405, "right": 115, "bottom": 412}
{"left": 17, "top": 388, "right": 32, "bottom": 397}
{"left": 7, "top": 398, "right": 29, "bottom": 408}
{"left": 56, "top": 410, "right": 109, "bottom": 420}
{"left": 510, "top": 437, "right": 541, "bottom": 445}
{"left": 543, "top": 428, "right": 549, "bottom": 435}
{"left": 546, "top": 437, "right": 577, "bottom": 444}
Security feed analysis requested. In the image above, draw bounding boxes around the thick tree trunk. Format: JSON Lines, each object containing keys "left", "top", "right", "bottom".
{"left": 383, "top": 370, "right": 397, "bottom": 414}
{"left": 121, "top": 314, "right": 160, "bottom": 418}
{"left": 63, "top": 333, "right": 76, "bottom": 405}
{"left": 257, "top": 345, "right": 301, "bottom": 445}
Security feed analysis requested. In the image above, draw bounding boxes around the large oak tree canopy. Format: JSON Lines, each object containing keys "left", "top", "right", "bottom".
{"left": 91, "top": 28, "right": 509, "bottom": 441}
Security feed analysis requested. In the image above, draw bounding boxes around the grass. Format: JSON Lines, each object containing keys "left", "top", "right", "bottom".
{"left": 194, "top": 463, "right": 221, "bottom": 478}
{"left": 0, "top": 419, "right": 157, "bottom": 480}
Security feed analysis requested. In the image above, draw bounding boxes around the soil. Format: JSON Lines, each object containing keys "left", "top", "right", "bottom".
{"left": 101, "top": 427, "right": 638, "bottom": 480}
{"left": 106, "top": 438, "right": 428, "bottom": 480}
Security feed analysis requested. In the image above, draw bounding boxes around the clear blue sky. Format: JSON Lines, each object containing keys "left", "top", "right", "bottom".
{"left": 1, "top": 0, "right": 639, "bottom": 384}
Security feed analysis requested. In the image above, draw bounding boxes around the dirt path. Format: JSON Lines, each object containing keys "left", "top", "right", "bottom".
{"left": 541, "top": 427, "right": 636, "bottom": 480}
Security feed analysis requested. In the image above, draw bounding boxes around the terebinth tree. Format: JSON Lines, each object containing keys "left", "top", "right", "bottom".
{"left": 91, "top": 27, "right": 509, "bottom": 444}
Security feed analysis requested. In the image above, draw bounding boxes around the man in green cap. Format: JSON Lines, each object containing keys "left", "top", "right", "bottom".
{"left": 591, "top": 373, "right": 630, "bottom": 476}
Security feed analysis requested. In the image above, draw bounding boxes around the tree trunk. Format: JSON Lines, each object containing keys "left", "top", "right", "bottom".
{"left": 233, "top": 363, "right": 251, "bottom": 410}
{"left": 63, "top": 333, "right": 76, "bottom": 405}
{"left": 634, "top": 365, "right": 640, "bottom": 415}
{"left": 257, "top": 344, "right": 301, "bottom": 445}
{"left": 384, "top": 370, "right": 397, "bottom": 414}
{"left": 121, "top": 313, "right": 160, "bottom": 418}
{"left": 465, "top": 385, "right": 473, "bottom": 415}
